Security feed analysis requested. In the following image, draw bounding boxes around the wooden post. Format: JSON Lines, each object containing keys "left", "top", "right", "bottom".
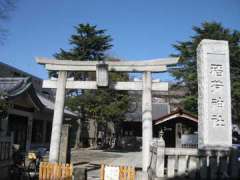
{"left": 10, "top": 132, "right": 14, "bottom": 159}
{"left": 25, "top": 115, "right": 33, "bottom": 152}
{"left": 100, "top": 164, "right": 105, "bottom": 180}
{"left": 0, "top": 114, "right": 8, "bottom": 136}
{"left": 49, "top": 71, "right": 67, "bottom": 163}
{"left": 74, "top": 119, "right": 81, "bottom": 148}
{"left": 42, "top": 120, "right": 47, "bottom": 143}
{"left": 142, "top": 71, "right": 152, "bottom": 172}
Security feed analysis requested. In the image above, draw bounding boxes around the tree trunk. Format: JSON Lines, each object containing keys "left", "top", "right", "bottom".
{"left": 93, "top": 120, "right": 98, "bottom": 147}
{"left": 74, "top": 119, "right": 81, "bottom": 149}
{"left": 113, "top": 121, "right": 121, "bottom": 148}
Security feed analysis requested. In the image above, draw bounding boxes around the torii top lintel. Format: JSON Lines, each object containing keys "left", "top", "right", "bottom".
{"left": 36, "top": 57, "right": 178, "bottom": 72}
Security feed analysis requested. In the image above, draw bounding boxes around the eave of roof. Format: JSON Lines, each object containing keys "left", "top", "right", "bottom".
{"left": 0, "top": 77, "right": 78, "bottom": 118}
{"left": 0, "top": 77, "right": 45, "bottom": 110}
{"left": 0, "top": 61, "right": 42, "bottom": 81}
{"left": 154, "top": 107, "right": 198, "bottom": 125}
{"left": 37, "top": 93, "right": 78, "bottom": 118}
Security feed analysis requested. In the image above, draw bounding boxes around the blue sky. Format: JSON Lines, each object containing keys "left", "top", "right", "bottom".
{"left": 0, "top": 0, "right": 240, "bottom": 81}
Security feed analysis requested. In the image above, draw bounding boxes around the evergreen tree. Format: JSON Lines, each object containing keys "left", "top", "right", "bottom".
{"left": 171, "top": 22, "right": 240, "bottom": 122}
{"left": 55, "top": 24, "right": 130, "bottom": 147}
{"left": 56, "top": 23, "right": 112, "bottom": 61}
{"left": 54, "top": 23, "right": 112, "bottom": 81}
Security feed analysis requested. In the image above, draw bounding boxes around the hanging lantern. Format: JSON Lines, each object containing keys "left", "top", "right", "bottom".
{"left": 96, "top": 62, "right": 109, "bottom": 87}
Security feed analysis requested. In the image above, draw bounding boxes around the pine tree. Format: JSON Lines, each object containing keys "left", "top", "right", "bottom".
{"left": 54, "top": 23, "right": 112, "bottom": 81}
{"left": 55, "top": 23, "right": 130, "bottom": 147}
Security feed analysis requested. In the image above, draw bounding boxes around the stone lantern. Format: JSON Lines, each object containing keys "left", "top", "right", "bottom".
{"left": 157, "top": 129, "right": 165, "bottom": 147}
{"left": 96, "top": 62, "right": 109, "bottom": 87}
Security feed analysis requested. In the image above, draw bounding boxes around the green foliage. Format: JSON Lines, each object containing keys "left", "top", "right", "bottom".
{"left": 66, "top": 81, "right": 130, "bottom": 124}
{"left": 0, "top": 93, "right": 8, "bottom": 110}
{"left": 182, "top": 96, "right": 198, "bottom": 115}
{"left": 55, "top": 23, "right": 112, "bottom": 61}
{"left": 0, "top": 100, "right": 8, "bottom": 111}
{"left": 66, "top": 70, "right": 130, "bottom": 124}
{"left": 171, "top": 22, "right": 240, "bottom": 121}
{"left": 51, "top": 23, "right": 113, "bottom": 79}
{"left": 55, "top": 23, "right": 130, "bottom": 125}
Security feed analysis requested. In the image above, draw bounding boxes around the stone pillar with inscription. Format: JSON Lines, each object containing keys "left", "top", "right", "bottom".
{"left": 197, "top": 39, "right": 232, "bottom": 150}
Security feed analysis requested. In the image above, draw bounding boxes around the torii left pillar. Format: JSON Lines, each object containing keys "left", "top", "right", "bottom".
{"left": 49, "top": 71, "right": 67, "bottom": 163}
{"left": 142, "top": 72, "right": 152, "bottom": 172}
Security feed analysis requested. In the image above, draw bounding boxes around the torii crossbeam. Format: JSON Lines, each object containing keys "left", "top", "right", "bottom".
{"left": 36, "top": 57, "right": 178, "bottom": 172}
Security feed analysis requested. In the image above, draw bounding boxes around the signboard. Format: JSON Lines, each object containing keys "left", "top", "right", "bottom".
{"left": 104, "top": 166, "right": 120, "bottom": 180}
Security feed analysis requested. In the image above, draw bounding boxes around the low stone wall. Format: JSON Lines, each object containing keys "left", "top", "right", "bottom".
{"left": 148, "top": 144, "right": 240, "bottom": 179}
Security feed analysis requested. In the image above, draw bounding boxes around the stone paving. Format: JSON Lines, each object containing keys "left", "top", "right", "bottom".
{"left": 71, "top": 149, "right": 142, "bottom": 179}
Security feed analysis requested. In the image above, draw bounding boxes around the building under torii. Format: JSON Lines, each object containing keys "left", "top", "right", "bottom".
{"left": 36, "top": 57, "right": 178, "bottom": 172}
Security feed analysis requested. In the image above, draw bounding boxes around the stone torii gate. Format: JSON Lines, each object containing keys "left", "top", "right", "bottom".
{"left": 36, "top": 57, "right": 178, "bottom": 172}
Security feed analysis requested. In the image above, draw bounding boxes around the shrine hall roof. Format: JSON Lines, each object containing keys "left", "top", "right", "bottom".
{"left": 0, "top": 77, "right": 45, "bottom": 110}
{"left": 154, "top": 107, "right": 198, "bottom": 125}
{"left": 0, "top": 77, "right": 77, "bottom": 117}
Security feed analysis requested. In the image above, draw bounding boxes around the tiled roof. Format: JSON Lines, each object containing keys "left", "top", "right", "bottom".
{"left": 0, "top": 77, "right": 31, "bottom": 96}
{"left": 37, "top": 93, "right": 77, "bottom": 117}
{"left": 0, "top": 77, "right": 77, "bottom": 117}
{"left": 125, "top": 103, "right": 169, "bottom": 122}
{"left": 0, "top": 77, "right": 44, "bottom": 110}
